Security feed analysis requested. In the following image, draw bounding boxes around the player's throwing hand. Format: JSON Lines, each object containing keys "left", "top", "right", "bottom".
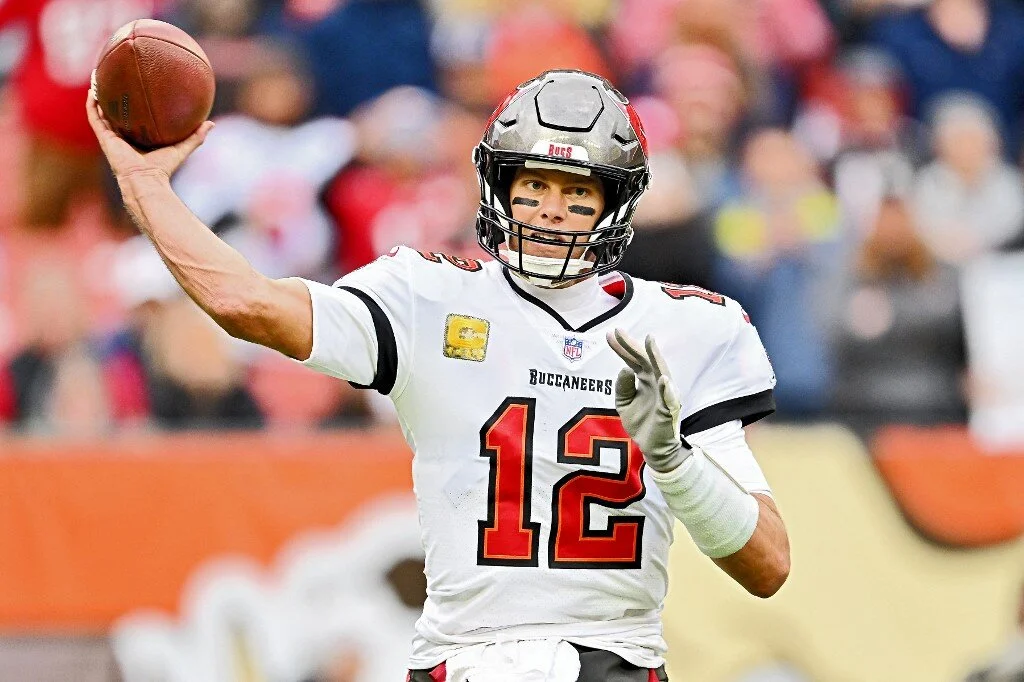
{"left": 607, "top": 328, "right": 691, "bottom": 473}
{"left": 86, "top": 75, "right": 214, "bottom": 182}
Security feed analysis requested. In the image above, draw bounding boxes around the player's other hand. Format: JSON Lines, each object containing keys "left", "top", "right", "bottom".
{"left": 86, "top": 75, "right": 214, "bottom": 182}
{"left": 607, "top": 329, "right": 690, "bottom": 473}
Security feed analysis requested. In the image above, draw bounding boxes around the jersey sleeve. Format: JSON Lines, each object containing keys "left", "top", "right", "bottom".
{"left": 680, "top": 300, "right": 777, "bottom": 438}
{"left": 297, "top": 246, "right": 417, "bottom": 395}
{"left": 686, "top": 420, "right": 772, "bottom": 496}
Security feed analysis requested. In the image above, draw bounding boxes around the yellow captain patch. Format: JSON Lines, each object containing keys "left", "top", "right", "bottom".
{"left": 443, "top": 314, "right": 490, "bottom": 362}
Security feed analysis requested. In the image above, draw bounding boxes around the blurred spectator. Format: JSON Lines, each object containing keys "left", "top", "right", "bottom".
{"left": 0, "top": 266, "right": 113, "bottom": 434}
{"left": 326, "top": 87, "right": 481, "bottom": 274}
{"left": 103, "top": 284, "right": 265, "bottom": 431}
{"left": 430, "top": 2, "right": 616, "bottom": 117}
{"left": 828, "top": 196, "right": 966, "bottom": 435}
{"left": 430, "top": 16, "right": 492, "bottom": 114}
{"left": 619, "top": 147, "right": 716, "bottom": 290}
{"left": 248, "top": 350, "right": 373, "bottom": 429}
{"left": 171, "top": 41, "right": 356, "bottom": 281}
{"left": 673, "top": 0, "right": 834, "bottom": 123}
{"left": 963, "top": 581, "right": 1024, "bottom": 682}
{"left": 161, "top": 0, "right": 275, "bottom": 118}
{"left": 0, "top": 19, "right": 25, "bottom": 78}
{"left": 165, "top": 0, "right": 261, "bottom": 36}
{"left": 796, "top": 47, "right": 925, "bottom": 237}
{"left": 483, "top": 2, "right": 611, "bottom": 105}
{"left": 712, "top": 129, "right": 842, "bottom": 417}
{"left": 612, "top": 0, "right": 830, "bottom": 123}
{"left": 652, "top": 43, "right": 749, "bottom": 211}
{"left": 869, "top": 0, "right": 1024, "bottom": 154}
{"left": 607, "top": 0, "right": 685, "bottom": 91}
{"left": 911, "top": 93, "right": 1024, "bottom": 267}
{"left": 426, "top": 0, "right": 616, "bottom": 27}
{"left": 0, "top": 0, "right": 157, "bottom": 231}
{"left": 673, "top": 0, "right": 747, "bottom": 59}
{"left": 262, "top": 0, "right": 437, "bottom": 118}
{"left": 825, "top": 0, "right": 928, "bottom": 45}
{"left": 750, "top": 0, "right": 835, "bottom": 124}
{"left": 142, "top": 297, "right": 264, "bottom": 430}
{"left": 100, "top": 238, "right": 267, "bottom": 431}
{"left": 750, "top": 0, "right": 835, "bottom": 74}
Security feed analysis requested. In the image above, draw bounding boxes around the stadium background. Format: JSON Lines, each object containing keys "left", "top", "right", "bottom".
{"left": 1, "top": 0, "right": 1023, "bottom": 680}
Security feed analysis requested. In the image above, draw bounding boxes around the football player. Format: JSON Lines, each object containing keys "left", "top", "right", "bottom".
{"left": 87, "top": 69, "right": 790, "bottom": 682}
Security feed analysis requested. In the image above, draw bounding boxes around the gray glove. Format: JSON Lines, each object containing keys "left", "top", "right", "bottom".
{"left": 606, "top": 328, "right": 690, "bottom": 473}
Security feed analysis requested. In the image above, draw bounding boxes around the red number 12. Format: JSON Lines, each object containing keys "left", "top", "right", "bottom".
{"left": 477, "top": 398, "right": 647, "bottom": 569}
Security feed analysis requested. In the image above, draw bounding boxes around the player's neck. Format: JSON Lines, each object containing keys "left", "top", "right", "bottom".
{"left": 511, "top": 270, "right": 597, "bottom": 295}
{"left": 509, "top": 270, "right": 617, "bottom": 320}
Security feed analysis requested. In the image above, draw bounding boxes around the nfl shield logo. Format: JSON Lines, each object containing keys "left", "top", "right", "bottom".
{"left": 563, "top": 336, "right": 584, "bottom": 362}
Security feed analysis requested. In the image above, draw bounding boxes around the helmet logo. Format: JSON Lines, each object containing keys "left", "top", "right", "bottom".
{"left": 549, "top": 144, "right": 574, "bottom": 159}
{"left": 529, "top": 140, "right": 590, "bottom": 161}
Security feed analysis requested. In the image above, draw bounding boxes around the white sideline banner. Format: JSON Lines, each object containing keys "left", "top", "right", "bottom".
{"left": 961, "top": 253, "right": 1024, "bottom": 449}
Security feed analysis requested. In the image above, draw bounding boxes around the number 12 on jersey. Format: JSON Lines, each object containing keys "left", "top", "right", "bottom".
{"left": 477, "top": 398, "right": 647, "bottom": 569}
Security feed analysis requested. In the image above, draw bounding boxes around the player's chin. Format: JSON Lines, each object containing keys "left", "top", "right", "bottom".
{"left": 517, "top": 237, "right": 593, "bottom": 260}
{"left": 520, "top": 243, "right": 574, "bottom": 260}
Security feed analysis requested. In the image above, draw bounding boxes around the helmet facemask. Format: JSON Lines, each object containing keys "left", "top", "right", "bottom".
{"left": 473, "top": 70, "right": 650, "bottom": 287}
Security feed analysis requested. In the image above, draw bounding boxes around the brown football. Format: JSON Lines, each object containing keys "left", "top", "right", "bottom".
{"left": 94, "top": 19, "right": 215, "bottom": 149}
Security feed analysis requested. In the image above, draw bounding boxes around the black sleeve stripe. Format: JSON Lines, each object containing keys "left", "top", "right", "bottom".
{"left": 337, "top": 286, "right": 398, "bottom": 395}
{"left": 680, "top": 389, "right": 776, "bottom": 437}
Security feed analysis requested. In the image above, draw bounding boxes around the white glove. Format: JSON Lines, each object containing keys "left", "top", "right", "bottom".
{"left": 606, "top": 328, "right": 690, "bottom": 473}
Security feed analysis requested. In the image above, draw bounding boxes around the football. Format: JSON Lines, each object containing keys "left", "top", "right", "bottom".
{"left": 93, "top": 19, "right": 215, "bottom": 149}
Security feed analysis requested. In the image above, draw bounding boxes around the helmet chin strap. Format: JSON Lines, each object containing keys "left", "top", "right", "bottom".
{"left": 502, "top": 245, "right": 594, "bottom": 288}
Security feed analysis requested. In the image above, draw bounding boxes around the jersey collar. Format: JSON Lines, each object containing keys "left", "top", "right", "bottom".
{"left": 502, "top": 268, "right": 634, "bottom": 333}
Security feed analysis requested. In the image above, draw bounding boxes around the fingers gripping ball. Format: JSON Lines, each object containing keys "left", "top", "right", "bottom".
{"left": 93, "top": 19, "right": 215, "bottom": 149}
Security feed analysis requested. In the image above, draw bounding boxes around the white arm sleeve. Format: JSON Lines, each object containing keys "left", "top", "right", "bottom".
{"left": 685, "top": 419, "right": 772, "bottom": 496}
{"left": 650, "top": 419, "right": 769, "bottom": 557}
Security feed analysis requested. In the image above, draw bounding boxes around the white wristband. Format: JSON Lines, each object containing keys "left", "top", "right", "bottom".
{"left": 650, "top": 445, "right": 760, "bottom": 558}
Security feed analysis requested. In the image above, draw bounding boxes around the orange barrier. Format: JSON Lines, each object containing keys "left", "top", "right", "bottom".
{"left": 1, "top": 424, "right": 1020, "bottom": 635}
{"left": 872, "top": 425, "right": 1024, "bottom": 547}
{"left": 0, "top": 430, "right": 412, "bottom": 632}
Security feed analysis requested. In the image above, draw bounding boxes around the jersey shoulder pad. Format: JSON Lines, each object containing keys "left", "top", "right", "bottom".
{"left": 650, "top": 279, "right": 729, "bottom": 307}
{"left": 402, "top": 247, "right": 487, "bottom": 275}
{"left": 638, "top": 278, "right": 748, "bottom": 334}
{"left": 338, "top": 245, "right": 487, "bottom": 303}
{"left": 636, "top": 278, "right": 776, "bottom": 429}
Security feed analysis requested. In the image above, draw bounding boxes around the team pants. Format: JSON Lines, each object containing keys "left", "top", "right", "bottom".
{"left": 407, "top": 644, "right": 669, "bottom": 681}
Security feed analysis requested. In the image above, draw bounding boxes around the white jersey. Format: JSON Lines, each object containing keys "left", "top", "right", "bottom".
{"left": 299, "top": 246, "right": 777, "bottom": 668}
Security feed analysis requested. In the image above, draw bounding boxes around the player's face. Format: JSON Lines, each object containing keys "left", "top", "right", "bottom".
{"left": 507, "top": 167, "right": 606, "bottom": 260}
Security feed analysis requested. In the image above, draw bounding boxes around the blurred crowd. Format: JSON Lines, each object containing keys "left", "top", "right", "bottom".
{"left": 1, "top": 0, "right": 1024, "bottom": 441}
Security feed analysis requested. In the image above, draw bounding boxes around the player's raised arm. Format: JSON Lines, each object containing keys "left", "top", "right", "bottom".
{"left": 608, "top": 329, "right": 791, "bottom": 598}
{"left": 85, "top": 87, "right": 315, "bottom": 361}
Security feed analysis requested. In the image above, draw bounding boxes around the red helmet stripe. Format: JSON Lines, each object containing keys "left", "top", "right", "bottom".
{"left": 485, "top": 87, "right": 520, "bottom": 132}
{"left": 624, "top": 102, "right": 650, "bottom": 157}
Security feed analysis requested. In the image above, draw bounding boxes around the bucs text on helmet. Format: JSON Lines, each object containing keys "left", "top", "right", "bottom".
{"left": 474, "top": 69, "right": 651, "bottom": 284}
